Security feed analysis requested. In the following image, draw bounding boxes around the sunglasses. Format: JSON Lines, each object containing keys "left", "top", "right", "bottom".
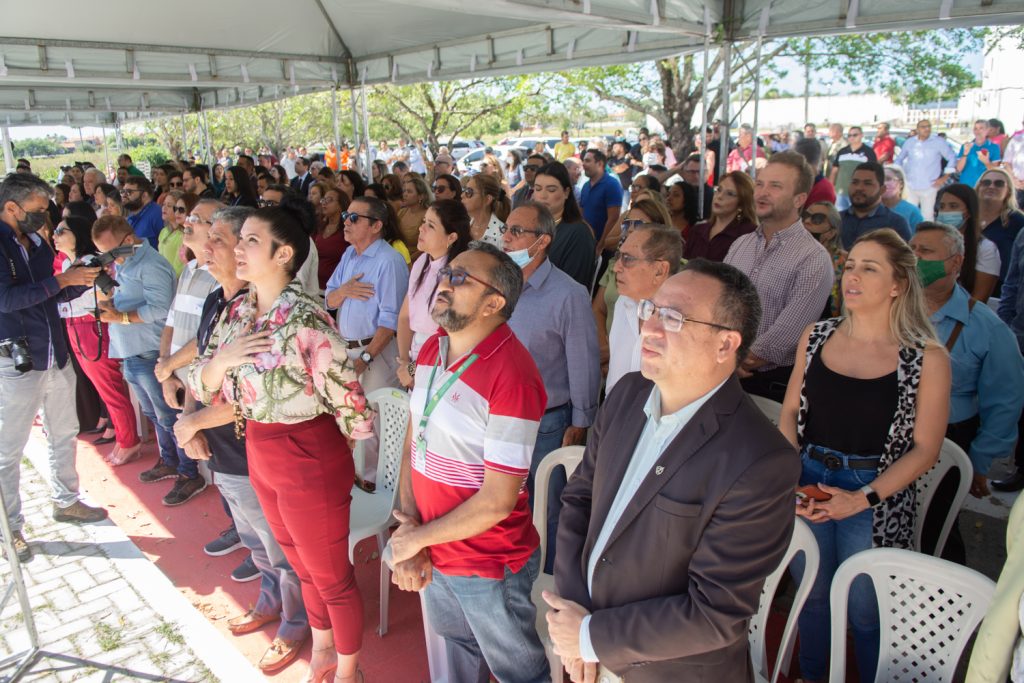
{"left": 979, "top": 178, "right": 1007, "bottom": 188}
{"left": 173, "top": 206, "right": 187, "bottom": 214}
{"left": 437, "top": 266, "right": 498, "bottom": 291}
{"left": 169, "top": 181, "right": 183, "bottom": 188}
{"left": 802, "top": 212, "right": 829, "bottom": 226}
{"left": 341, "top": 211, "right": 376, "bottom": 224}
{"left": 498, "top": 225, "right": 541, "bottom": 238}
{"left": 431, "top": 184, "right": 449, "bottom": 193}
{"left": 523, "top": 165, "right": 541, "bottom": 173}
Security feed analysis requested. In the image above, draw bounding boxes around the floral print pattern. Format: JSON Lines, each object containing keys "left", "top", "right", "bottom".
{"left": 188, "top": 281, "right": 374, "bottom": 440}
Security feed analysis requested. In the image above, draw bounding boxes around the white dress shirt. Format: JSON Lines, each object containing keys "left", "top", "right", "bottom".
{"left": 579, "top": 379, "right": 729, "bottom": 662}
{"left": 606, "top": 295, "right": 640, "bottom": 395}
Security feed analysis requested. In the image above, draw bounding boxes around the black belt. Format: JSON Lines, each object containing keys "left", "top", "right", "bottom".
{"left": 343, "top": 336, "right": 374, "bottom": 349}
{"left": 545, "top": 403, "right": 569, "bottom": 415}
{"left": 807, "top": 446, "right": 881, "bottom": 471}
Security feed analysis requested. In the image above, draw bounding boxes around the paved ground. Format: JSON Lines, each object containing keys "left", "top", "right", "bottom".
{"left": 0, "top": 449, "right": 259, "bottom": 683}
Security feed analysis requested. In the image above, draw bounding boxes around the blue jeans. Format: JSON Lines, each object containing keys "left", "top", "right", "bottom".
{"left": 423, "top": 550, "right": 549, "bottom": 683}
{"left": 526, "top": 404, "right": 572, "bottom": 574}
{"left": 791, "top": 444, "right": 879, "bottom": 682}
{"left": 121, "top": 351, "right": 197, "bottom": 479}
{"left": 216, "top": 473, "right": 308, "bottom": 641}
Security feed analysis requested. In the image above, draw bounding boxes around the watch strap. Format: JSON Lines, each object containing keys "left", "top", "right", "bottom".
{"left": 861, "top": 484, "right": 881, "bottom": 507}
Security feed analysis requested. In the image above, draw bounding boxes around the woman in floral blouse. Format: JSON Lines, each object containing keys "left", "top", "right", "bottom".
{"left": 188, "top": 205, "right": 373, "bottom": 683}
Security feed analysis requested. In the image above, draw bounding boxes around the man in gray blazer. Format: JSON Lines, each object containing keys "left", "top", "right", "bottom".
{"left": 545, "top": 258, "right": 800, "bottom": 682}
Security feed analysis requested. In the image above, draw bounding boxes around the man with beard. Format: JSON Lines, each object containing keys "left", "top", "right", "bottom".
{"left": 839, "top": 161, "right": 911, "bottom": 249}
{"left": 389, "top": 241, "right": 550, "bottom": 683}
{"left": 121, "top": 176, "right": 164, "bottom": 249}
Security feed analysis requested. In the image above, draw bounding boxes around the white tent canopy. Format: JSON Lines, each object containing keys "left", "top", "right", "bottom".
{"left": 1, "top": 0, "right": 1023, "bottom": 126}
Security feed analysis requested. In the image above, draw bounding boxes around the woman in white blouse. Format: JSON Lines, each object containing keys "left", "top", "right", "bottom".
{"left": 937, "top": 183, "right": 1000, "bottom": 302}
{"left": 461, "top": 172, "right": 509, "bottom": 248}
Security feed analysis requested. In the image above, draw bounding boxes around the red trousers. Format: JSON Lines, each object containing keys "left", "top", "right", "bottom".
{"left": 66, "top": 316, "right": 140, "bottom": 449}
{"left": 246, "top": 414, "right": 363, "bottom": 654}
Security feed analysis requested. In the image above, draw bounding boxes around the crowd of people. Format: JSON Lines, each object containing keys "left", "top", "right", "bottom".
{"left": 2, "top": 112, "right": 1024, "bottom": 683}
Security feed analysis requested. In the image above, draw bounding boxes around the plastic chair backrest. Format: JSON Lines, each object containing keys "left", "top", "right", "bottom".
{"left": 828, "top": 547, "right": 995, "bottom": 683}
{"left": 913, "top": 438, "right": 973, "bottom": 556}
{"left": 749, "top": 518, "right": 819, "bottom": 683}
{"left": 532, "top": 446, "right": 584, "bottom": 571}
{"left": 749, "top": 394, "right": 782, "bottom": 426}
{"left": 365, "top": 387, "right": 410, "bottom": 501}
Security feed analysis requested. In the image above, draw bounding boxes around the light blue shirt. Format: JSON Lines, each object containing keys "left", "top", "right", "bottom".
{"left": 109, "top": 241, "right": 176, "bottom": 359}
{"left": 891, "top": 199, "right": 924, "bottom": 233}
{"left": 957, "top": 140, "right": 1001, "bottom": 189}
{"left": 579, "top": 379, "right": 728, "bottom": 663}
{"left": 895, "top": 135, "right": 957, "bottom": 190}
{"left": 325, "top": 238, "right": 408, "bottom": 340}
{"left": 932, "top": 284, "right": 1024, "bottom": 474}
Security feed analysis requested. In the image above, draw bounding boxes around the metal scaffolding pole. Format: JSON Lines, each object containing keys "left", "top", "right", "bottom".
{"left": 1, "top": 126, "right": 15, "bottom": 174}
{"left": 0, "top": 485, "right": 42, "bottom": 681}
{"left": 331, "top": 87, "right": 342, "bottom": 166}
{"left": 750, "top": 7, "right": 770, "bottom": 182}
{"left": 698, "top": 4, "right": 712, "bottom": 217}
{"left": 179, "top": 113, "right": 188, "bottom": 159}
{"left": 361, "top": 74, "right": 371, "bottom": 182}
{"left": 349, "top": 86, "right": 360, "bottom": 175}
{"left": 718, "top": 41, "right": 732, "bottom": 183}
{"left": 100, "top": 124, "right": 110, "bottom": 177}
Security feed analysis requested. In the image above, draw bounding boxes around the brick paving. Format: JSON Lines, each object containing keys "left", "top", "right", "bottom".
{"left": 0, "top": 453, "right": 255, "bottom": 683}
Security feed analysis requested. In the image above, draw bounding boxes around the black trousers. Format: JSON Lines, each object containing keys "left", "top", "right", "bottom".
{"left": 740, "top": 365, "right": 794, "bottom": 404}
{"left": 920, "top": 415, "right": 980, "bottom": 565}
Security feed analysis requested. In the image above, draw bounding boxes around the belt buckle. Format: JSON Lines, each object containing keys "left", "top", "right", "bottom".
{"left": 823, "top": 454, "right": 842, "bottom": 470}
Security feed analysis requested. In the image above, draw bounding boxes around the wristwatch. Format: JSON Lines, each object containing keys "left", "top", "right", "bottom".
{"left": 359, "top": 351, "right": 373, "bottom": 364}
{"left": 121, "top": 311, "right": 130, "bottom": 325}
{"left": 407, "top": 360, "right": 416, "bottom": 378}
{"left": 861, "top": 485, "right": 881, "bottom": 507}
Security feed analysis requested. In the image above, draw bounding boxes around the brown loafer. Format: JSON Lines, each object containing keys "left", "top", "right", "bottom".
{"left": 258, "top": 636, "right": 307, "bottom": 673}
{"left": 226, "top": 609, "right": 279, "bottom": 635}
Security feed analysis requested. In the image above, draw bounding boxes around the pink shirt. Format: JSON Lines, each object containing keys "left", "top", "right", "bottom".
{"left": 407, "top": 253, "right": 446, "bottom": 359}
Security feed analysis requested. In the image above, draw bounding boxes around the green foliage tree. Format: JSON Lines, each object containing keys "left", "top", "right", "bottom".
{"left": 13, "top": 136, "right": 66, "bottom": 157}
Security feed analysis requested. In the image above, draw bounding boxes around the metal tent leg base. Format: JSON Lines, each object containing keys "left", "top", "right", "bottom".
{"left": 0, "top": 485, "right": 42, "bottom": 683}
{"left": 0, "top": 646, "right": 41, "bottom": 683}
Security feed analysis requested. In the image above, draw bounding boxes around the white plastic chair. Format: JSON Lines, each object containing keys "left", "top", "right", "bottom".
{"left": 749, "top": 394, "right": 783, "bottom": 426}
{"left": 749, "top": 517, "right": 819, "bottom": 683}
{"left": 530, "top": 445, "right": 585, "bottom": 682}
{"left": 912, "top": 438, "right": 973, "bottom": 557}
{"left": 828, "top": 547, "right": 995, "bottom": 683}
{"left": 349, "top": 387, "right": 409, "bottom": 636}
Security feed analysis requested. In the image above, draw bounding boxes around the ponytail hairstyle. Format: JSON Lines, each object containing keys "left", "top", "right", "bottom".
{"left": 253, "top": 205, "right": 310, "bottom": 278}
{"left": 470, "top": 173, "right": 511, "bottom": 222}
{"left": 845, "top": 228, "right": 939, "bottom": 350}
{"left": 413, "top": 199, "right": 473, "bottom": 297}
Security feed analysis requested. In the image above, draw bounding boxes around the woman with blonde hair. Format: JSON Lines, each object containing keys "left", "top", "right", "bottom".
{"left": 882, "top": 164, "right": 924, "bottom": 232}
{"left": 397, "top": 174, "right": 433, "bottom": 261}
{"left": 977, "top": 167, "right": 1024, "bottom": 294}
{"left": 781, "top": 228, "right": 951, "bottom": 683}
{"left": 461, "top": 172, "right": 509, "bottom": 247}
{"left": 479, "top": 152, "right": 508, "bottom": 193}
{"left": 684, "top": 171, "right": 757, "bottom": 261}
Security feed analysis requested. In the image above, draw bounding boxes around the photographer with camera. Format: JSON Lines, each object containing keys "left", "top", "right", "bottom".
{"left": 91, "top": 215, "right": 206, "bottom": 507}
{"left": 0, "top": 173, "right": 109, "bottom": 562}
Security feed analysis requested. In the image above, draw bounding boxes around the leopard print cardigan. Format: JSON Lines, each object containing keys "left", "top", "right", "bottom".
{"left": 795, "top": 317, "right": 923, "bottom": 549}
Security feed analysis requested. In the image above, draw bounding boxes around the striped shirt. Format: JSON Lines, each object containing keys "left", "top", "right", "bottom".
{"left": 724, "top": 220, "right": 834, "bottom": 369}
{"left": 167, "top": 260, "right": 219, "bottom": 383}
{"left": 410, "top": 324, "right": 546, "bottom": 578}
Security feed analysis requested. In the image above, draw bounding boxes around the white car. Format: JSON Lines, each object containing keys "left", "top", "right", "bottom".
{"left": 456, "top": 148, "right": 488, "bottom": 175}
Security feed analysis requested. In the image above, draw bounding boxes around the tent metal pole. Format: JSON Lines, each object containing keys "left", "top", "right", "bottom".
{"left": 331, "top": 88, "right": 341, "bottom": 165}
{"left": 349, "top": 86, "right": 360, "bottom": 175}
{"left": 1, "top": 126, "right": 14, "bottom": 173}
{"left": 100, "top": 124, "right": 110, "bottom": 176}
{"left": 750, "top": 7, "right": 770, "bottom": 182}
{"left": 180, "top": 113, "right": 187, "bottom": 160}
{"left": 698, "top": 5, "right": 711, "bottom": 217}
{"left": 114, "top": 118, "right": 124, "bottom": 153}
{"left": 718, "top": 41, "right": 731, "bottom": 183}
{"left": 361, "top": 71, "right": 371, "bottom": 183}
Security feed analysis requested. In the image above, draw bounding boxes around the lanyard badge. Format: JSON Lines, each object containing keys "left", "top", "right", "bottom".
{"left": 415, "top": 353, "right": 479, "bottom": 467}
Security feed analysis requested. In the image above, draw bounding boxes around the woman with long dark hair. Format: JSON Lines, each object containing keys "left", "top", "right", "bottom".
{"left": 431, "top": 173, "right": 462, "bottom": 202}
{"left": 337, "top": 170, "right": 366, "bottom": 201}
{"left": 224, "top": 165, "right": 258, "bottom": 208}
{"left": 313, "top": 187, "right": 351, "bottom": 293}
{"left": 531, "top": 161, "right": 596, "bottom": 290}
{"left": 52, "top": 216, "right": 141, "bottom": 464}
{"left": 190, "top": 205, "right": 374, "bottom": 683}
{"left": 937, "top": 183, "right": 999, "bottom": 302}
{"left": 395, "top": 199, "right": 473, "bottom": 388}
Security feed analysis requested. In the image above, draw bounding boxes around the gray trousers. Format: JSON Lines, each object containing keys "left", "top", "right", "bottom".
{"left": 215, "top": 472, "right": 309, "bottom": 641}
{"left": 0, "top": 358, "right": 81, "bottom": 533}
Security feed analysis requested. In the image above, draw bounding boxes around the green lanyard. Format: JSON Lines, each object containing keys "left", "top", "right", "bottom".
{"left": 416, "top": 353, "right": 479, "bottom": 459}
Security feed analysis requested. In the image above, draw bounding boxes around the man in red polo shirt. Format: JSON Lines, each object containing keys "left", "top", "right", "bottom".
{"left": 390, "top": 241, "right": 550, "bottom": 683}
{"left": 873, "top": 122, "right": 896, "bottom": 164}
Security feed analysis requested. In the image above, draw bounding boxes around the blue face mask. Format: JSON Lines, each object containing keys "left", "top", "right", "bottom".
{"left": 936, "top": 211, "right": 965, "bottom": 229}
{"left": 507, "top": 237, "right": 541, "bottom": 269}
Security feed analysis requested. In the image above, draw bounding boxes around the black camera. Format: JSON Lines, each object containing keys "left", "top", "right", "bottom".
{"left": 0, "top": 337, "right": 33, "bottom": 373}
{"left": 72, "top": 245, "right": 137, "bottom": 296}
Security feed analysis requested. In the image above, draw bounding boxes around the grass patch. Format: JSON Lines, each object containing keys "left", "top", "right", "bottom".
{"left": 94, "top": 621, "right": 122, "bottom": 652}
{"left": 155, "top": 620, "right": 184, "bottom": 646}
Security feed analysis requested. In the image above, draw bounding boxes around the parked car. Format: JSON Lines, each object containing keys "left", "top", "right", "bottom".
{"left": 456, "top": 148, "right": 487, "bottom": 174}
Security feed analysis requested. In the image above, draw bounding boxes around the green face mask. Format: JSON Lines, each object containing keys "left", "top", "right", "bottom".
{"left": 917, "top": 258, "right": 948, "bottom": 287}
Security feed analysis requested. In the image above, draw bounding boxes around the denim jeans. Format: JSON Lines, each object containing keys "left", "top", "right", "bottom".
{"left": 423, "top": 550, "right": 550, "bottom": 683}
{"left": 0, "top": 358, "right": 81, "bottom": 532}
{"left": 216, "top": 472, "right": 308, "bottom": 641}
{"left": 526, "top": 404, "right": 572, "bottom": 574}
{"left": 791, "top": 444, "right": 880, "bottom": 682}
{"left": 121, "top": 351, "right": 197, "bottom": 478}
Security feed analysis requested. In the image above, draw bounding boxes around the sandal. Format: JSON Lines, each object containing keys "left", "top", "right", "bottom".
{"left": 110, "top": 445, "right": 143, "bottom": 466}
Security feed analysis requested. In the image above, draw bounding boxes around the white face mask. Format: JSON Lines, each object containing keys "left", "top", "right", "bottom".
{"left": 507, "top": 237, "right": 542, "bottom": 269}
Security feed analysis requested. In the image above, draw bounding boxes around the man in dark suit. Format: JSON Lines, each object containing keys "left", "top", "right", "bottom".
{"left": 544, "top": 258, "right": 800, "bottom": 683}
{"left": 289, "top": 157, "right": 313, "bottom": 196}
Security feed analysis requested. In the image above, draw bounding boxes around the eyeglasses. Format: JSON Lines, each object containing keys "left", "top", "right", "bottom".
{"left": 801, "top": 212, "right": 830, "bottom": 226}
{"left": 713, "top": 186, "right": 738, "bottom": 198}
{"left": 173, "top": 206, "right": 187, "bottom": 214}
{"left": 637, "top": 299, "right": 734, "bottom": 333}
{"left": 462, "top": 187, "right": 476, "bottom": 198}
{"left": 979, "top": 178, "right": 1007, "bottom": 188}
{"left": 341, "top": 211, "right": 376, "bottom": 224}
{"left": 186, "top": 214, "right": 211, "bottom": 225}
{"left": 615, "top": 251, "right": 655, "bottom": 268}
{"left": 120, "top": 189, "right": 140, "bottom": 197}
{"left": 523, "top": 165, "right": 541, "bottom": 173}
{"left": 258, "top": 198, "right": 279, "bottom": 207}
{"left": 169, "top": 181, "right": 183, "bottom": 188}
{"left": 431, "top": 184, "right": 450, "bottom": 193}
{"left": 498, "top": 225, "right": 541, "bottom": 238}
{"left": 53, "top": 226, "right": 69, "bottom": 236}
{"left": 436, "top": 266, "right": 498, "bottom": 292}
{"left": 319, "top": 196, "right": 336, "bottom": 205}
